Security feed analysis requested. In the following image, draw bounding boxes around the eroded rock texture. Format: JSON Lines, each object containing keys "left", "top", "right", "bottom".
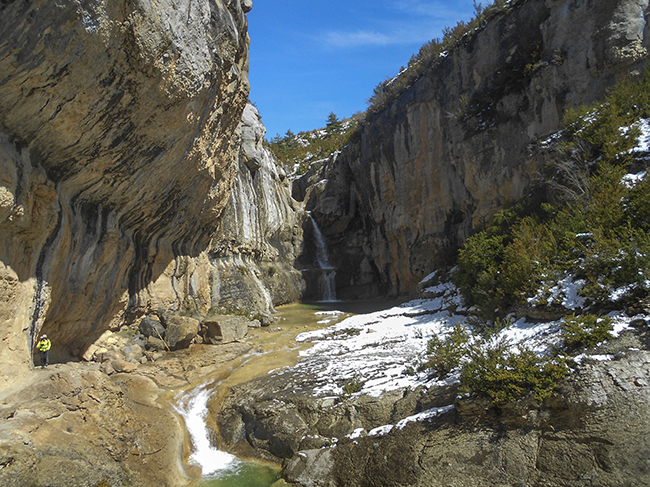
{"left": 218, "top": 327, "right": 650, "bottom": 487}
{"left": 140, "top": 103, "right": 306, "bottom": 320}
{"left": 0, "top": 0, "right": 251, "bottom": 387}
{"left": 299, "top": 0, "right": 650, "bottom": 299}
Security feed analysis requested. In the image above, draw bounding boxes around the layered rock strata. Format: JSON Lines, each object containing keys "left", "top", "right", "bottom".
{"left": 0, "top": 0, "right": 305, "bottom": 388}
{"left": 298, "top": 0, "right": 650, "bottom": 299}
{"left": 137, "top": 102, "right": 306, "bottom": 336}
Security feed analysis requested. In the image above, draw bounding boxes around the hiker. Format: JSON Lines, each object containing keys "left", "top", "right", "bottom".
{"left": 36, "top": 334, "right": 51, "bottom": 369}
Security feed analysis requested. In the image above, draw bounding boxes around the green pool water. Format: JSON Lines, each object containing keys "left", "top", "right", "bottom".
{"left": 195, "top": 461, "right": 281, "bottom": 487}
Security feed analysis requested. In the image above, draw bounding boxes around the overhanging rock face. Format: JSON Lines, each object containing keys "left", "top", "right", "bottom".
{"left": 0, "top": 0, "right": 251, "bottom": 386}
{"left": 300, "top": 0, "right": 650, "bottom": 299}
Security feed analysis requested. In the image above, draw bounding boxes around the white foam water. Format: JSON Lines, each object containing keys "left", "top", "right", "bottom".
{"left": 175, "top": 385, "right": 238, "bottom": 476}
{"left": 308, "top": 213, "right": 338, "bottom": 302}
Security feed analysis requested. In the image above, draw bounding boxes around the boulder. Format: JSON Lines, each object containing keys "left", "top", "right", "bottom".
{"left": 146, "top": 336, "right": 168, "bottom": 352}
{"left": 165, "top": 316, "right": 200, "bottom": 350}
{"left": 139, "top": 317, "right": 166, "bottom": 339}
{"left": 81, "top": 344, "right": 107, "bottom": 362}
{"left": 100, "top": 361, "right": 115, "bottom": 376}
{"left": 96, "top": 350, "right": 123, "bottom": 364}
{"left": 122, "top": 344, "right": 143, "bottom": 362}
{"left": 260, "top": 314, "right": 276, "bottom": 327}
{"left": 201, "top": 315, "right": 249, "bottom": 344}
{"left": 284, "top": 449, "right": 334, "bottom": 487}
{"left": 111, "top": 359, "right": 138, "bottom": 374}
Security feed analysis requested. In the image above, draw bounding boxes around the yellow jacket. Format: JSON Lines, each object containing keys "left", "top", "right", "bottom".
{"left": 36, "top": 338, "right": 51, "bottom": 352}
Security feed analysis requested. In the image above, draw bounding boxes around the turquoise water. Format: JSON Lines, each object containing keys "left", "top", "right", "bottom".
{"left": 195, "top": 462, "right": 281, "bottom": 487}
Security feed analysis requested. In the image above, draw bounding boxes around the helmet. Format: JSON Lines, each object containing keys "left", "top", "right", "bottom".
{"left": 41, "top": 334, "right": 47, "bottom": 339}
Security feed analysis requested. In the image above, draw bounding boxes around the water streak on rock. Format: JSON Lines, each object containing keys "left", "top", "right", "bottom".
{"left": 309, "top": 213, "right": 337, "bottom": 302}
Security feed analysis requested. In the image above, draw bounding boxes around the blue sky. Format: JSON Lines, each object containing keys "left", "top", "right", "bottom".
{"left": 247, "top": 0, "right": 477, "bottom": 139}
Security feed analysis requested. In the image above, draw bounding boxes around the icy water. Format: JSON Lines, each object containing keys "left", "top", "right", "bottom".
{"left": 175, "top": 301, "right": 395, "bottom": 486}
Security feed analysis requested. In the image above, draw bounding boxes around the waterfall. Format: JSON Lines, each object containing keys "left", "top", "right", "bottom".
{"left": 174, "top": 384, "right": 238, "bottom": 477}
{"left": 309, "top": 214, "right": 337, "bottom": 302}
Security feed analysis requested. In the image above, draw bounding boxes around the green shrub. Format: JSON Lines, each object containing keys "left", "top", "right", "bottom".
{"left": 468, "top": 316, "right": 511, "bottom": 339}
{"left": 455, "top": 205, "right": 558, "bottom": 316}
{"left": 560, "top": 314, "right": 614, "bottom": 350}
{"left": 422, "top": 324, "right": 469, "bottom": 377}
{"left": 415, "top": 318, "right": 570, "bottom": 403}
{"left": 268, "top": 115, "right": 360, "bottom": 175}
{"left": 460, "top": 342, "right": 568, "bottom": 404}
{"left": 454, "top": 69, "right": 650, "bottom": 317}
{"left": 342, "top": 375, "right": 364, "bottom": 396}
{"left": 366, "top": 0, "right": 514, "bottom": 117}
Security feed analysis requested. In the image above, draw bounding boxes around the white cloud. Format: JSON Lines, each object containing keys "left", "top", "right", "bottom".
{"left": 324, "top": 30, "right": 394, "bottom": 48}
{"left": 321, "top": 1, "right": 476, "bottom": 49}
{"left": 323, "top": 22, "right": 451, "bottom": 49}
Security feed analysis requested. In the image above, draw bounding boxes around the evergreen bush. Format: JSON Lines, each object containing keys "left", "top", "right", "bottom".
{"left": 418, "top": 321, "right": 568, "bottom": 404}
{"left": 268, "top": 114, "right": 360, "bottom": 175}
{"left": 421, "top": 324, "right": 469, "bottom": 376}
{"left": 460, "top": 343, "right": 568, "bottom": 403}
{"left": 454, "top": 68, "right": 650, "bottom": 316}
{"left": 560, "top": 314, "right": 614, "bottom": 350}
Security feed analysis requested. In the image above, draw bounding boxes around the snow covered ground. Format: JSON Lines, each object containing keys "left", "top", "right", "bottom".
{"left": 292, "top": 280, "right": 641, "bottom": 401}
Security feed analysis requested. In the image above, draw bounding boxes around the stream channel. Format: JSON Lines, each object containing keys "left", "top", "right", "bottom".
{"left": 173, "top": 300, "right": 393, "bottom": 486}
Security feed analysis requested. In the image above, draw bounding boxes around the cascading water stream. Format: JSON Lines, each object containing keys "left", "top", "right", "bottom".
{"left": 174, "top": 384, "right": 281, "bottom": 486}
{"left": 174, "top": 385, "right": 238, "bottom": 477}
{"left": 308, "top": 213, "right": 337, "bottom": 302}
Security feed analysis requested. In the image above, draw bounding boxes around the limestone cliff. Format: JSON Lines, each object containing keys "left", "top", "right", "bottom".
{"left": 0, "top": 0, "right": 252, "bottom": 388}
{"left": 298, "top": 0, "right": 650, "bottom": 299}
{"left": 142, "top": 103, "right": 306, "bottom": 318}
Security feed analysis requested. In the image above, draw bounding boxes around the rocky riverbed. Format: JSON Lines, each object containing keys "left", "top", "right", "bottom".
{"left": 0, "top": 306, "right": 271, "bottom": 487}
{"left": 0, "top": 342, "right": 251, "bottom": 487}
{"left": 1, "top": 285, "right": 650, "bottom": 487}
{"left": 0, "top": 304, "right": 352, "bottom": 487}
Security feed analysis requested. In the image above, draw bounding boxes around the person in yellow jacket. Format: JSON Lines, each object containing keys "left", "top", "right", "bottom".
{"left": 36, "top": 334, "right": 51, "bottom": 369}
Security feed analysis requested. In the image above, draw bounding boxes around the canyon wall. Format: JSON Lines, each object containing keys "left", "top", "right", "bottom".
{"left": 143, "top": 103, "right": 306, "bottom": 319}
{"left": 0, "top": 0, "right": 302, "bottom": 389}
{"left": 300, "top": 0, "right": 650, "bottom": 299}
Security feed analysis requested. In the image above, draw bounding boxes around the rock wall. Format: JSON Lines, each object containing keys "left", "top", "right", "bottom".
{"left": 208, "top": 103, "right": 306, "bottom": 311}
{"left": 139, "top": 103, "right": 306, "bottom": 322}
{"left": 299, "top": 0, "right": 650, "bottom": 299}
{"left": 0, "top": 0, "right": 252, "bottom": 388}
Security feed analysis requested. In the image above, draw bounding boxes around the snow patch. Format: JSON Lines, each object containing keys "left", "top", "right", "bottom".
{"left": 573, "top": 353, "right": 615, "bottom": 364}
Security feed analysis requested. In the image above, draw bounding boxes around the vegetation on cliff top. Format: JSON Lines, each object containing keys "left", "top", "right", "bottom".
{"left": 269, "top": 0, "right": 517, "bottom": 174}
{"left": 268, "top": 112, "right": 361, "bottom": 175}
{"left": 366, "top": 0, "right": 516, "bottom": 117}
